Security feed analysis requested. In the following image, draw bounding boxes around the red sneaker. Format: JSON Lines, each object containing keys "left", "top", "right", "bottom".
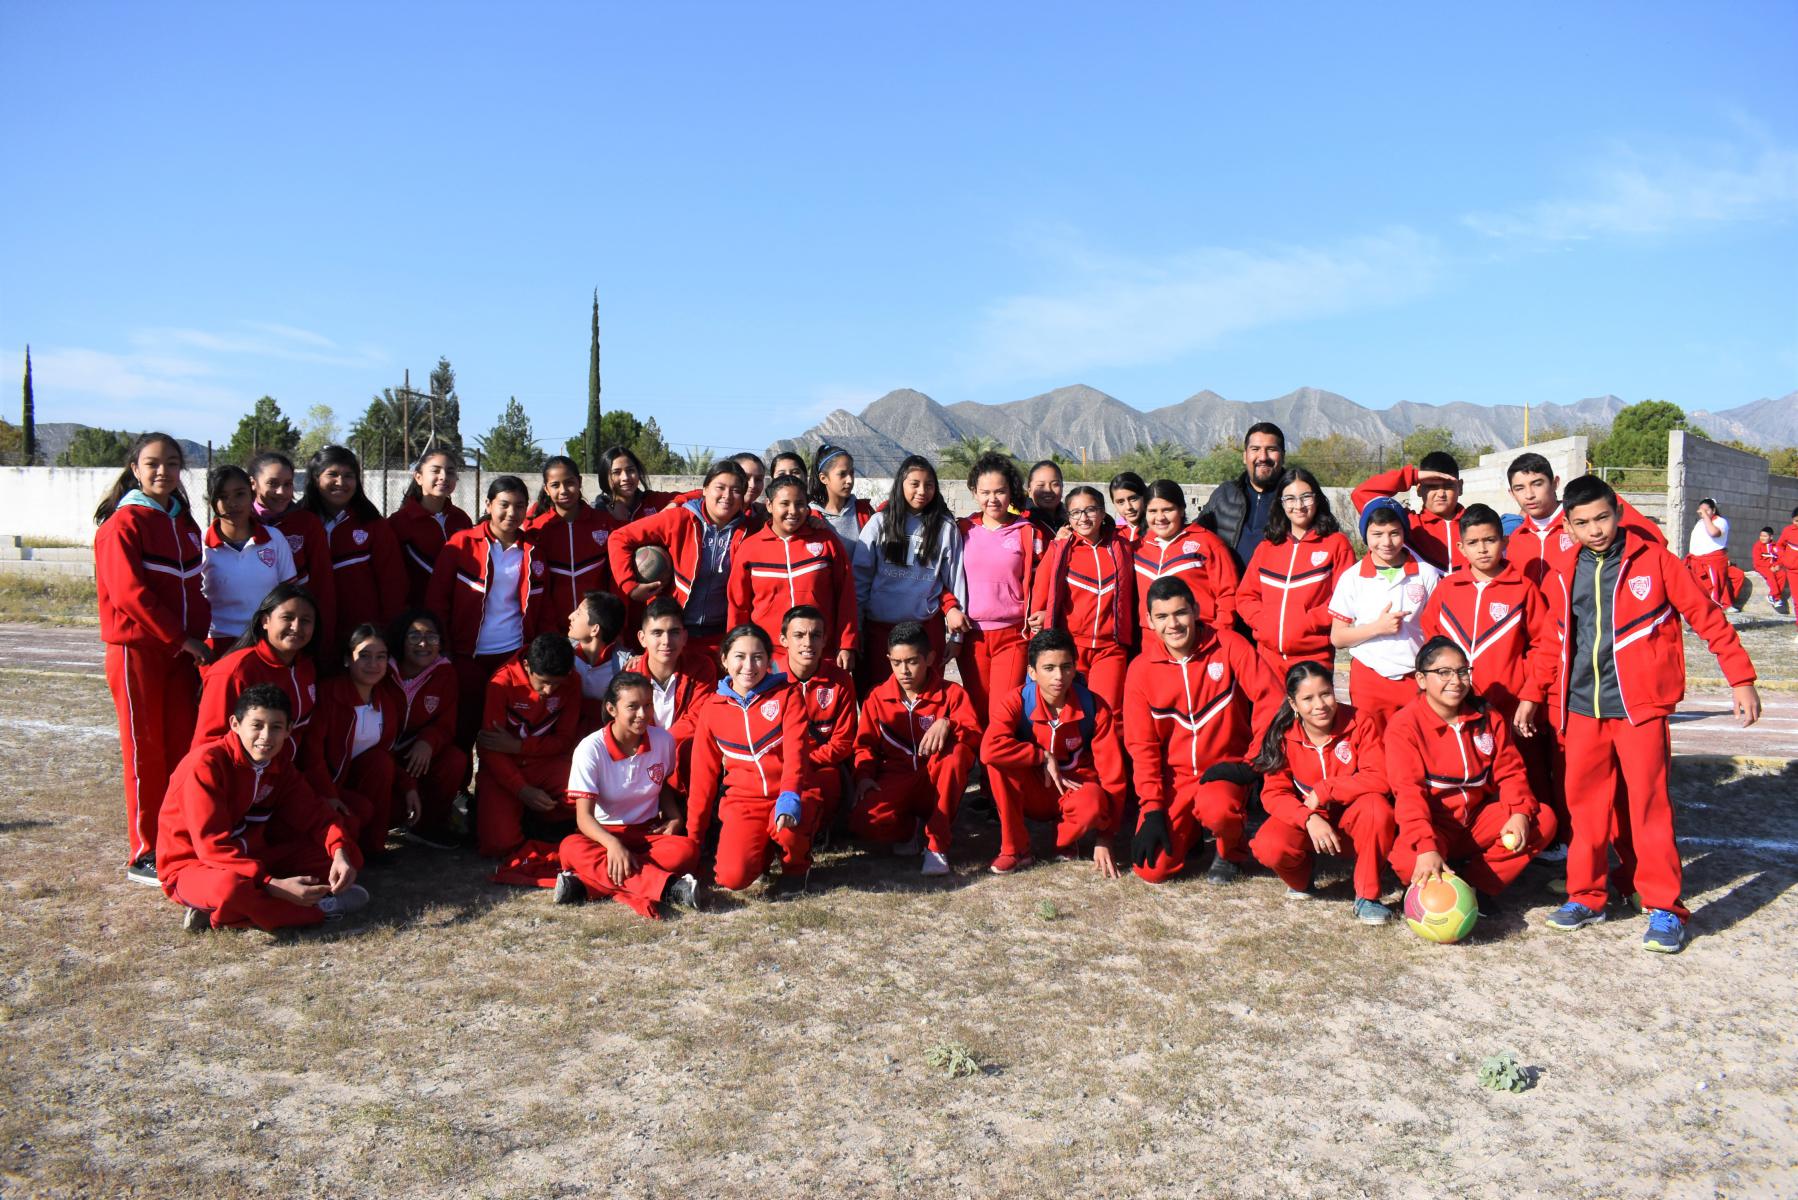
{"left": 988, "top": 852, "right": 1035, "bottom": 875}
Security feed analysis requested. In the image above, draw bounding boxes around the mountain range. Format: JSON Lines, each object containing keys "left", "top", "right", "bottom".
{"left": 769, "top": 385, "right": 1798, "bottom": 475}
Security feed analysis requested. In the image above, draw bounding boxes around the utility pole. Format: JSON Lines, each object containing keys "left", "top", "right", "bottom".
{"left": 402, "top": 368, "right": 412, "bottom": 466}
{"left": 586, "top": 289, "right": 602, "bottom": 471}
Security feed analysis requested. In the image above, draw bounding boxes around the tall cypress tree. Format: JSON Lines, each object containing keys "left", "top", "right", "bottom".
{"left": 584, "top": 290, "right": 601, "bottom": 472}
{"left": 21, "top": 346, "right": 35, "bottom": 465}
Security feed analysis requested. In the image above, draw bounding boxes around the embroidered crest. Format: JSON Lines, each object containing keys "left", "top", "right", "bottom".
{"left": 1334, "top": 740, "right": 1353, "bottom": 764}
{"left": 1559, "top": 533, "right": 1575, "bottom": 552}
{"left": 257, "top": 547, "right": 277, "bottom": 568}
{"left": 815, "top": 686, "right": 834, "bottom": 708}
{"left": 760, "top": 699, "right": 780, "bottom": 720}
{"left": 352, "top": 529, "right": 368, "bottom": 546}
{"left": 918, "top": 715, "right": 934, "bottom": 729}
{"left": 1182, "top": 540, "right": 1199, "bottom": 555}
{"left": 806, "top": 541, "right": 825, "bottom": 556}
{"left": 1311, "top": 550, "right": 1330, "bottom": 566}
{"left": 1488, "top": 602, "right": 1510, "bottom": 621}
{"left": 531, "top": 560, "right": 546, "bottom": 577}
{"left": 1065, "top": 735, "right": 1082, "bottom": 750}
{"left": 424, "top": 696, "right": 440, "bottom": 714}
{"left": 592, "top": 530, "right": 609, "bottom": 545}
{"left": 286, "top": 533, "right": 304, "bottom": 553}
{"left": 1207, "top": 662, "right": 1224, "bottom": 681}
{"left": 1405, "top": 582, "right": 1426, "bottom": 605}
{"left": 648, "top": 762, "right": 667, "bottom": 784}
{"left": 1473, "top": 731, "right": 1495, "bottom": 755}
{"left": 1629, "top": 575, "right": 1652, "bottom": 601}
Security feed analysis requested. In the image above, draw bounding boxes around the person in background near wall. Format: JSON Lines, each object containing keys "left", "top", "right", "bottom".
{"left": 1684, "top": 497, "right": 1742, "bottom": 611}
{"left": 387, "top": 449, "right": 471, "bottom": 609}
{"left": 1026, "top": 460, "right": 1068, "bottom": 531}
{"left": 250, "top": 450, "right": 338, "bottom": 653}
{"left": 1777, "top": 507, "right": 1798, "bottom": 643}
{"left": 199, "top": 463, "right": 297, "bottom": 656}
{"left": 95, "top": 433, "right": 211, "bottom": 885}
{"left": 1751, "top": 525, "right": 1789, "bottom": 615}
{"left": 1197, "top": 422, "right": 1286, "bottom": 569}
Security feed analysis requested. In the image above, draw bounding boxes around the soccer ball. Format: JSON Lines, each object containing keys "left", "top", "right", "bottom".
{"left": 1403, "top": 872, "right": 1479, "bottom": 944}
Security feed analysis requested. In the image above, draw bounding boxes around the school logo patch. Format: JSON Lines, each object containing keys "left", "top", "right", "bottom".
{"left": 1207, "top": 662, "right": 1225, "bottom": 681}
{"left": 1065, "top": 735, "right": 1082, "bottom": 750}
{"left": 1183, "top": 540, "right": 1200, "bottom": 555}
{"left": 531, "top": 560, "right": 546, "bottom": 577}
{"left": 592, "top": 530, "right": 609, "bottom": 545}
{"left": 352, "top": 529, "right": 368, "bottom": 546}
{"left": 1473, "top": 731, "right": 1495, "bottom": 755}
{"left": 760, "top": 699, "right": 780, "bottom": 720}
{"left": 1488, "top": 602, "right": 1510, "bottom": 622}
{"left": 424, "top": 695, "right": 439, "bottom": 714}
{"left": 1405, "top": 582, "right": 1427, "bottom": 605}
{"left": 806, "top": 541, "right": 825, "bottom": 557}
{"left": 815, "top": 686, "right": 834, "bottom": 708}
{"left": 1629, "top": 575, "right": 1652, "bottom": 601}
{"left": 918, "top": 715, "right": 934, "bottom": 729}
{"left": 286, "top": 533, "right": 304, "bottom": 553}
{"left": 1334, "top": 740, "right": 1353, "bottom": 764}
{"left": 647, "top": 762, "right": 666, "bottom": 784}
{"left": 1311, "top": 551, "right": 1330, "bottom": 567}
{"left": 257, "top": 547, "right": 277, "bottom": 568}
{"left": 1559, "top": 533, "right": 1575, "bottom": 552}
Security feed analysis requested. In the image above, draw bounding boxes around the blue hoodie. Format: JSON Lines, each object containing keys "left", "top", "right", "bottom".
{"left": 683, "top": 497, "right": 744, "bottom": 631}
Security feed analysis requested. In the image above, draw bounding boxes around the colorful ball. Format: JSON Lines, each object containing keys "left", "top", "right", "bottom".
{"left": 1403, "top": 872, "right": 1479, "bottom": 944}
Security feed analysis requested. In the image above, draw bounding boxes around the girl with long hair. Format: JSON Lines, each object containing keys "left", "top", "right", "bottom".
{"left": 193, "top": 583, "right": 320, "bottom": 746}
{"left": 387, "top": 608, "right": 467, "bottom": 848}
{"left": 1131, "top": 479, "right": 1239, "bottom": 642}
{"left": 853, "top": 454, "right": 966, "bottom": 689}
{"left": 525, "top": 455, "right": 614, "bottom": 633}
{"left": 198, "top": 463, "right": 297, "bottom": 655}
{"left": 809, "top": 443, "right": 873, "bottom": 548}
{"left": 296, "top": 445, "right": 405, "bottom": 661}
{"left": 955, "top": 452, "right": 1046, "bottom": 722}
{"left": 387, "top": 449, "right": 471, "bottom": 608}
{"left": 597, "top": 445, "right": 680, "bottom": 526}
{"left": 1237, "top": 467, "right": 1356, "bottom": 679}
{"left": 249, "top": 450, "right": 338, "bottom": 651}
{"left": 94, "top": 432, "right": 211, "bottom": 882}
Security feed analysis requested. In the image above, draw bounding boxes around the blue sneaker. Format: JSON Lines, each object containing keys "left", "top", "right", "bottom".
{"left": 1546, "top": 901, "right": 1606, "bottom": 931}
{"left": 1352, "top": 898, "right": 1392, "bottom": 925}
{"left": 1642, "top": 909, "right": 1686, "bottom": 954}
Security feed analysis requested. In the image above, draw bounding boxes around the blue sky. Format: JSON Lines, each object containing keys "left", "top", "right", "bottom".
{"left": 2, "top": 2, "right": 1794, "bottom": 457}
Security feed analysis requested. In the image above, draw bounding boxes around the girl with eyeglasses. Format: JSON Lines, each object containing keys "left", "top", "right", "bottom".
{"left": 386, "top": 608, "right": 467, "bottom": 848}
{"left": 1033, "top": 485, "right": 1136, "bottom": 709}
{"left": 1237, "top": 467, "right": 1356, "bottom": 680}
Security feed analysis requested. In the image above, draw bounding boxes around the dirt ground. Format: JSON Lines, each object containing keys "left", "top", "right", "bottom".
{"left": 1, "top": 637, "right": 1795, "bottom": 1198}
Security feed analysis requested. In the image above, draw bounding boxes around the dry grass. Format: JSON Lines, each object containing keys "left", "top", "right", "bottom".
{"left": 0, "top": 573, "right": 98, "bottom": 626}
{"left": 2, "top": 678, "right": 1796, "bottom": 1199}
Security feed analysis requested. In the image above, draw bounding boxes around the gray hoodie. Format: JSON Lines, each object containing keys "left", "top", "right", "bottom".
{"left": 855, "top": 509, "right": 966, "bottom": 625}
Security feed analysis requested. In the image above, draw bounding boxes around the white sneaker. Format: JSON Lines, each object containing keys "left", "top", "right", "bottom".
{"left": 316, "top": 884, "right": 370, "bottom": 919}
{"left": 1285, "top": 887, "right": 1313, "bottom": 901}
{"left": 921, "top": 850, "right": 951, "bottom": 876}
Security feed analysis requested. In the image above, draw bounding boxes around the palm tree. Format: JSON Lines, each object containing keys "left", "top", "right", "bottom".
{"left": 1124, "top": 439, "right": 1198, "bottom": 482}
{"left": 936, "top": 434, "right": 1011, "bottom": 477}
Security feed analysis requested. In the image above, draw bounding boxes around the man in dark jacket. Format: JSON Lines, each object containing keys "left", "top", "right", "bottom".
{"left": 1198, "top": 422, "right": 1286, "bottom": 568}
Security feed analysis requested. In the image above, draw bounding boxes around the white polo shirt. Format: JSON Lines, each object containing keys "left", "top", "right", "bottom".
{"left": 566, "top": 724, "right": 676, "bottom": 826}
{"left": 571, "top": 641, "right": 634, "bottom": 702}
{"left": 1690, "top": 515, "right": 1729, "bottom": 555}
{"left": 201, "top": 522, "right": 298, "bottom": 638}
{"left": 350, "top": 702, "right": 384, "bottom": 760}
{"left": 1327, "top": 550, "right": 1443, "bottom": 680}
{"left": 474, "top": 541, "right": 526, "bottom": 656}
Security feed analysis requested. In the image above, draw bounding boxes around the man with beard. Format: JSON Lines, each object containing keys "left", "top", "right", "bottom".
{"left": 1198, "top": 422, "right": 1286, "bottom": 570}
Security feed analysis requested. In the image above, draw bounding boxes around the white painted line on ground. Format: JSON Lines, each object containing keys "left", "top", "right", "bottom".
{"left": 0, "top": 718, "right": 118, "bottom": 739}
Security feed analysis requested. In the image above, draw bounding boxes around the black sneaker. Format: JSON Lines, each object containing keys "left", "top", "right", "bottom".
{"left": 663, "top": 873, "right": 704, "bottom": 915}
{"left": 552, "top": 870, "right": 585, "bottom": 905}
{"left": 1205, "top": 857, "right": 1239, "bottom": 885}
{"left": 181, "top": 906, "right": 211, "bottom": 933}
{"left": 770, "top": 869, "right": 809, "bottom": 900}
{"left": 126, "top": 858, "right": 159, "bottom": 886}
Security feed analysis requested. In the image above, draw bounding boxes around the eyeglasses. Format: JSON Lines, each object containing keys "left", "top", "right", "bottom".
{"left": 1281, "top": 493, "right": 1317, "bottom": 508}
{"left": 1419, "top": 666, "right": 1473, "bottom": 682}
{"left": 405, "top": 631, "right": 441, "bottom": 644}
{"left": 1066, "top": 506, "right": 1102, "bottom": 519}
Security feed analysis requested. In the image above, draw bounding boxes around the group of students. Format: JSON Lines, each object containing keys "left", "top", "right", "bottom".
{"left": 94, "top": 422, "right": 1762, "bottom": 954}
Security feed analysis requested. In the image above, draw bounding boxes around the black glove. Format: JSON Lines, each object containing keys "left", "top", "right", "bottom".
{"left": 1131, "top": 809, "right": 1171, "bottom": 868}
{"left": 1200, "top": 761, "right": 1256, "bottom": 787}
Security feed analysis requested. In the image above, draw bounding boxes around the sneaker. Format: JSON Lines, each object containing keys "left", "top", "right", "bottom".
{"left": 181, "top": 906, "right": 211, "bottom": 933}
{"left": 988, "top": 852, "right": 1034, "bottom": 875}
{"left": 1642, "top": 908, "right": 1686, "bottom": 954}
{"left": 1536, "top": 843, "right": 1569, "bottom": 863}
{"left": 1050, "top": 843, "right": 1080, "bottom": 864}
{"left": 921, "top": 850, "right": 951, "bottom": 877}
{"left": 1205, "top": 857, "right": 1239, "bottom": 885}
{"left": 552, "top": 870, "right": 585, "bottom": 905}
{"left": 770, "top": 869, "right": 809, "bottom": 900}
{"left": 395, "top": 826, "right": 459, "bottom": 851}
{"left": 1546, "top": 901, "right": 1606, "bottom": 931}
{"left": 1285, "top": 887, "right": 1314, "bottom": 901}
{"left": 449, "top": 792, "right": 473, "bottom": 837}
{"left": 663, "top": 873, "right": 703, "bottom": 914}
{"left": 126, "top": 858, "right": 159, "bottom": 886}
{"left": 316, "top": 884, "right": 371, "bottom": 920}
{"left": 1352, "top": 898, "right": 1393, "bottom": 925}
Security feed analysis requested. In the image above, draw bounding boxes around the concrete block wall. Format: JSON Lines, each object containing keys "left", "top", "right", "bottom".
{"left": 1666, "top": 431, "right": 1798, "bottom": 565}
{"left": 1456, "top": 435, "right": 1591, "bottom": 514}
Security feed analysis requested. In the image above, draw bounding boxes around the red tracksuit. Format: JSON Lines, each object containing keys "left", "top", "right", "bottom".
{"left": 780, "top": 659, "right": 858, "bottom": 828}
{"left": 1752, "top": 540, "right": 1787, "bottom": 602}
{"left": 96, "top": 497, "right": 210, "bottom": 865}
{"left": 727, "top": 526, "right": 859, "bottom": 656}
{"left": 388, "top": 497, "right": 473, "bottom": 609}
{"left": 1385, "top": 695, "right": 1553, "bottom": 895}
{"left": 1684, "top": 549, "right": 1740, "bottom": 609}
{"left": 1543, "top": 527, "right": 1757, "bottom": 918}
{"left": 609, "top": 501, "right": 755, "bottom": 653}
{"left": 260, "top": 505, "right": 338, "bottom": 652}
{"left": 625, "top": 649, "right": 718, "bottom": 789}
{"left": 157, "top": 733, "right": 362, "bottom": 930}
{"left": 1122, "top": 628, "right": 1281, "bottom": 881}
{"left": 426, "top": 523, "right": 549, "bottom": 745}
{"left": 1780, "top": 522, "right": 1798, "bottom": 631}
{"left": 1033, "top": 525, "right": 1137, "bottom": 709}
{"left": 389, "top": 657, "right": 467, "bottom": 839}
{"left": 1508, "top": 501, "right": 1666, "bottom": 587}
{"left": 982, "top": 682, "right": 1128, "bottom": 860}
{"left": 474, "top": 657, "right": 582, "bottom": 858}
{"left": 1237, "top": 529, "right": 1356, "bottom": 678}
{"left": 956, "top": 514, "right": 1047, "bottom": 723}
{"left": 300, "top": 674, "right": 404, "bottom": 861}
{"left": 1250, "top": 705, "right": 1397, "bottom": 900}
{"left": 321, "top": 512, "right": 406, "bottom": 658}
{"left": 1133, "top": 523, "right": 1240, "bottom": 639}
{"left": 1352, "top": 467, "right": 1466, "bottom": 573}
{"left": 193, "top": 641, "right": 319, "bottom": 747}
{"left": 851, "top": 676, "right": 981, "bottom": 856}
{"left": 528, "top": 501, "right": 616, "bottom": 634}
{"left": 686, "top": 679, "right": 811, "bottom": 889}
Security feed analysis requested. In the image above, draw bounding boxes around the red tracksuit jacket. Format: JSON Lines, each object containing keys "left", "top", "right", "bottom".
{"left": 389, "top": 658, "right": 459, "bottom": 756}
{"left": 608, "top": 500, "right": 754, "bottom": 605}
{"left": 1259, "top": 704, "right": 1390, "bottom": 832}
{"left": 1384, "top": 696, "right": 1536, "bottom": 854}
{"left": 157, "top": 733, "right": 361, "bottom": 889}
{"left": 1753, "top": 540, "right": 1783, "bottom": 580}
{"left": 1237, "top": 530, "right": 1357, "bottom": 660}
{"left": 852, "top": 676, "right": 981, "bottom": 783}
{"left": 778, "top": 660, "right": 858, "bottom": 785}
{"left": 322, "top": 512, "right": 406, "bottom": 651}
{"left": 1776, "top": 522, "right": 1798, "bottom": 573}
{"left": 727, "top": 527, "right": 859, "bottom": 651}
{"left": 261, "top": 506, "right": 337, "bottom": 646}
{"left": 527, "top": 501, "right": 615, "bottom": 630}
{"left": 1352, "top": 467, "right": 1466, "bottom": 573}
{"left": 425, "top": 523, "right": 549, "bottom": 658}
{"left": 1133, "top": 523, "right": 1240, "bottom": 632}
{"left": 193, "top": 642, "right": 319, "bottom": 745}
{"left": 982, "top": 682, "right": 1129, "bottom": 830}
{"left": 684, "top": 678, "right": 807, "bottom": 836}
{"left": 479, "top": 656, "right": 582, "bottom": 792}
{"left": 1541, "top": 527, "right": 1757, "bottom": 729}
{"left": 1507, "top": 499, "right": 1666, "bottom": 587}
{"left": 1416, "top": 561, "right": 1558, "bottom": 716}
{"left": 388, "top": 497, "right": 473, "bottom": 609}
{"left": 95, "top": 499, "right": 209, "bottom": 650}
{"left": 299, "top": 673, "right": 403, "bottom": 798}
{"left": 1121, "top": 627, "right": 1281, "bottom": 812}
{"left": 1034, "top": 525, "right": 1138, "bottom": 651}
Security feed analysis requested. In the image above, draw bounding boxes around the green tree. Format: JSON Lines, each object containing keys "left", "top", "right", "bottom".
{"left": 1400, "top": 426, "right": 1458, "bottom": 463}
{"left": 1595, "top": 400, "right": 1688, "bottom": 468}
{"left": 425, "top": 356, "right": 464, "bottom": 456}
{"left": 679, "top": 445, "right": 720, "bottom": 474}
{"left": 1192, "top": 439, "right": 1244, "bottom": 483}
{"left": 583, "top": 290, "right": 602, "bottom": 474}
{"left": 21, "top": 346, "right": 36, "bottom": 465}
{"left": 57, "top": 426, "right": 135, "bottom": 467}
{"left": 937, "top": 434, "right": 1012, "bottom": 478}
{"left": 297, "top": 403, "right": 340, "bottom": 462}
{"left": 0, "top": 415, "right": 21, "bottom": 463}
{"left": 220, "top": 395, "right": 300, "bottom": 465}
{"left": 349, "top": 388, "right": 424, "bottom": 467}
{"left": 563, "top": 407, "right": 681, "bottom": 474}
{"left": 1767, "top": 447, "right": 1798, "bottom": 478}
{"left": 1291, "top": 432, "right": 1382, "bottom": 488}
{"left": 1120, "top": 439, "right": 1199, "bottom": 482}
{"left": 476, "top": 397, "right": 547, "bottom": 473}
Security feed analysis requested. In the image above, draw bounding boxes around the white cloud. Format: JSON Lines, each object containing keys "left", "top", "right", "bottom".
{"left": 129, "top": 322, "right": 386, "bottom": 369}
{"left": 1463, "top": 141, "right": 1798, "bottom": 241}
{"left": 962, "top": 227, "right": 1442, "bottom": 383}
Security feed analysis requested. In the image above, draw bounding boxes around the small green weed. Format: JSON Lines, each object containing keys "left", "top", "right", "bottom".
{"left": 925, "top": 1042, "right": 984, "bottom": 1079}
{"left": 1477, "top": 1050, "right": 1534, "bottom": 1093}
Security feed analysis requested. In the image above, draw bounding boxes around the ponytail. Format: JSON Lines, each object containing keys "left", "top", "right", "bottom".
{"left": 93, "top": 433, "right": 189, "bottom": 526}
{"left": 531, "top": 455, "right": 582, "bottom": 519}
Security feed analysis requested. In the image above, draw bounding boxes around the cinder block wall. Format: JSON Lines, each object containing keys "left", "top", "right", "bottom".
{"left": 1666, "top": 431, "right": 1798, "bottom": 566}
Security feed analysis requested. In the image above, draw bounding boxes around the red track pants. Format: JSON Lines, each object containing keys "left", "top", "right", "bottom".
{"left": 1752, "top": 560, "right": 1787, "bottom": 602}
{"left": 1686, "top": 551, "right": 1737, "bottom": 608}
{"left": 106, "top": 642, "right": 200, "bottom": 865}
{"left": 805, "top": 770, "right": 846, "bottom": 832}
{"left": 1132, "top": 777, "right": 1249, "bottom": 883}
{"left": 475, "top": 755, "right": 574, "bottom": 858}
{"left": 1348, "top": 658, "right": 1418, "bottom": 733}
{"left": 1561, "top": 713, "right": 1685, "bottom": 917}
{"left": 956, "top": 623, "right": 1027, "bottom": 722}
{"left": 988, "top": 764, "right": 1109, "bottom": 859}
{"left": 1258, "top": 646, "right": 1335, "bottom": 689}
{"left": 712, "top": 789, "right": 822, "bottom": 889}
{"left": 1074, "top": 642, "right": 1128, "bottom": 711}
{"left": 403, "top": 743, "right": 470, "bottom": 842}
{"left": 164, "top": 832, "right": 334, "bottom": 931}
{"left": 1250, "top": 793, "right": 1397, "bottom": 900}
{"left": 1389, "top": 801, "right": 1557, "bottom": 897}
{"left": 850, "top": 746, "right": 975, "bottom": 855}
{"left": 558, "top": 824, "right": 699, "bottom": 919}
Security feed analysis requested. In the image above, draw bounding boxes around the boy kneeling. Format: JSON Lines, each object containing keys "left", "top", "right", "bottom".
{"left": 158, "top": 683, "right": 367, "bottom": 931}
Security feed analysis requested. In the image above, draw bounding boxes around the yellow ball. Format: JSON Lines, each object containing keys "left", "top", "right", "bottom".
{"left": 1501, "top": 831, "right": 1521, "bottom": 851}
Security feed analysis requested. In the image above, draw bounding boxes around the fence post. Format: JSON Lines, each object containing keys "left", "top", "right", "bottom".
{"left": 473, "top": 449, "right": 482, "bottom": 509}
{"left": 380, "top": 433, "right": 389, "bottom": 514}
